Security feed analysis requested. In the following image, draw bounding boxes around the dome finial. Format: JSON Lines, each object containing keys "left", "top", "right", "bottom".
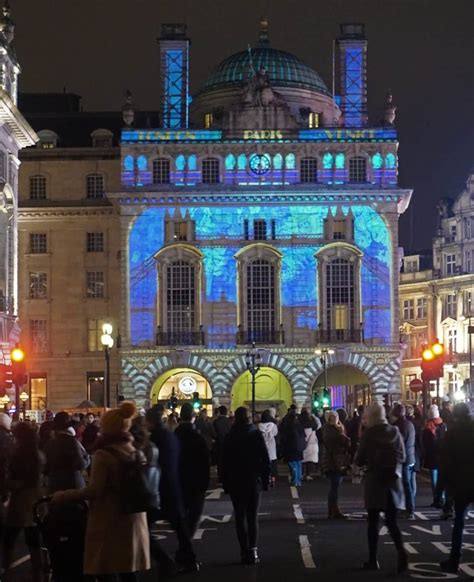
{"left": 258, "top": 16, "right": 270, "bottom": 46}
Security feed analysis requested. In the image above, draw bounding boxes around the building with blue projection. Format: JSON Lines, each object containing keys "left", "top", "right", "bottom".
{"left": 116, "top": 19, "right": 412, "bottom": 413}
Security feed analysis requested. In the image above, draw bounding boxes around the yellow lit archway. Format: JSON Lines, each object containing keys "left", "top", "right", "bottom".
{"left": 231, "top": 367, "right": 292, "bottom": 417}
{"left": 150, "top": 368, "right": 213, "bottom": 411}
{"left": 313, "top": 364, "right": 371, "bottom": 412}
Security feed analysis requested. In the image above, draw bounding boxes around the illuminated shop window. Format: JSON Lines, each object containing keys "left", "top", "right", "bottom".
{"left": 86, "top": 174, "right": 105, "bottom": 198}
{"left": 300, "top": 157, "right": 318, "bottom": 183}
{"left": 204, "top": 113, "right": 213, "bottom": 129}
{"left": 202, "top": 158, "right": 220, "bottom": 184}
{"left": 152, "top": 158, "right": 171, "bottom": 184}
{"left": 323, "top": 152, "right": 333, "bottom": 170}
{"left": 29, "top": 175, "right": 47, "bottom": 200}
{"left": 285, "top": 153, "right": 296, "bottom": 170}
{"left": 308, "top": 112, "right": 320, "bottom": 128}
{"left": 335, "top": 153, "right": 345, "bottom": 169}
{"left": 372, "top": 152, "right": 383, "bottom": 170}
{"left": 30, "top": 376, "right": 47, "bottom": 410}
{"left": 385, "top": 153, "right": 396, "bottom": 169}
{"left": 225, "top": 154, "right": 236, "bottom": 171}
{"left": 349, "top": 156, "right": 367, "bottom": 183}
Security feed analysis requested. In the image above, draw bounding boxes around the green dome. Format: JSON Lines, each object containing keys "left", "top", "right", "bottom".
{"left": 201, "top": 46, "right": 330, "bottom": 95}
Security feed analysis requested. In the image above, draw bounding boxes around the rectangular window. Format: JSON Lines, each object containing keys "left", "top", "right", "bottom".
{"left": 253, "top": 219, "right": 267, "bottom": 241}
{"left": 445, "top": 294, "right": 457, "bottom": 318}
{"left": 152, "top": 159, "right": 170, "bottom": 184}
{"left": 86, "top": 232, "right": 104, "bottom": 253}
{"left": 86, "top": 174, "right": 105, "bottom": 198}
{"left": 271, "top": 219, "right": 276, "bottom": 240}
{"left": 29, "top": 272, "right": 47, "bottom": 299}
{"left": 466, "top": 250, "right": 472, "bottom": 273}
{"left": 244, "top": 219, "right": 249, "bottom": 241}
{"left": 349, "top": 157, "right": 367, "bottom": 183}
{"left": 450, "top": 224, "right": 457, "bottom": 241}
{"left": 202, "top": 158, "right": 220, "bottom": 184}
{"left": 30, "top": 319, "right": 48, "bottom": 353}
{"left": 29, "top": 175, "right": 47, "bottom": 200}
{"left": 464, "top": 291, "right": 473, "bottom": 316}
{"left": 447, "top": 329, "right": 457, "bottom": 354}
{"left": 173, "top": 221, "right": 188, "bottom": 241}
{"left": 448, "top": 371, "right": 458, "bottom": 395}
{"left": 416, "top": 297, "right": 427, "bottom": 319}
{"left": 87, "top": 319, "right": 106, "bottom": 352}
{"left": 87, "top": 372, "right": 105, "bottom": 407}
{"left": 29, "top": 233, "right": 47, "bottom": 254}
{"left": 333, "top": 220, "right": 346, "bottom": 240}
{"left": 86, "top": 271, "right": 105, "bottom": 298}
{"left": 402, "top": 299, "right": 414, "bottom": 320}
{"left": 30, "top": 376, "right": 47, "bottom": 410}
{"left": 308, "top": 112, "right": 320, "bottom": 128}
{"left": 446, "top": 254, "right": 456, "bottom": 275}
{"left": 300, "top": 158, "right": 318, "bottom": 183}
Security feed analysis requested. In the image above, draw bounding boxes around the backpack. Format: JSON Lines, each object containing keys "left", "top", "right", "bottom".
{"left": 107, "top": 448, "right": 160, "bottom": 515}
{"left": 372, "top": 437, "right": 399, "bottom": 482}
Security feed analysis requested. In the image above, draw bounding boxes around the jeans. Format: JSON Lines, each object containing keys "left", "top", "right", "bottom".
{"left": 401, "top": 464, "right": 416, "bottom": 513}
{"left": 367, "top": 495, "right": 405, "bottom": 562}
{"left": 450, "top": 499, "right": 471, "bottom": 565}
{"left": 327, "top": 471, "right": 343, "bottom": 506}
{"left": 230, "top": 486, "right": 261, "bottom": 552}
{"left": 288, "top": 461, "right": 303, "bottom": 486}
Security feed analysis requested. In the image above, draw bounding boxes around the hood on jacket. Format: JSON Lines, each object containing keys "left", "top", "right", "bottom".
{"left": 259, "top": 422, "right": 276, "bottom": 435}
{"left": 366, "top": 422, "right": 400, "bottom": 445}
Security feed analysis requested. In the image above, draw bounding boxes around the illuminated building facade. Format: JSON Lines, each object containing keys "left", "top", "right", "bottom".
{"left": 117, "top": 20, "right": 412, "bottom": 413}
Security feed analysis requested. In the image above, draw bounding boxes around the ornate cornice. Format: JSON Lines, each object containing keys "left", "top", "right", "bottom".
{"left": 18, "top": 207, "right": 115, "bottom": 219}
{"left": 0, "top": 88, "right": 37, "bottom": 148}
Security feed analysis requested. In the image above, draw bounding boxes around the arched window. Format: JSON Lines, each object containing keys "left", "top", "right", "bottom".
{"left": 385, "top": 153, "right": 396, "bottom": 169}
{"left": 202, "top": 157, "right": 220, "bottom": 184}
{"left": 86, "top": 173, "right": 105, "bottom": 198}
{"left": 323, "top": 152, "right": 333, "bottom": 169}
{"left": 335, "top": 153, "right": 345, "bottom": 169}
{"left": 123, "top": 155, "right": 134, "bottom": 172}
{"left": 236, "top": 245, "right": 282, "bottom": 344}
{"left": 273, "top": 154, "right": 283, "bottom": 170}
{"left": 372, "top": 152, "right": 383, "bottom": 170}
{"left": 316, "top": 244, "right": 362, "bottom": 342}
{"left": 225, "top": 154, "right": 236, "bottom": 171}
{"left": 238, "top": 154, "right": 247, "bottom": 170}
{"left": 137, "top": 155, "right": 147, "bottom": 171}
{"left": 300, "top": 157, "right": 318, "bottom": 183}
{"left": 29, "top": 175, "right": 47, "bottom": 200}
{"left": 285, "top": 153, "right": 296, "bottom": 170}
{"left": 349, "top": 156, "right": 367, "bottom": 183}
{"left": 155, "top": 245, "right": 203, "bottom": 346}
{"left": 152, "top": 158, "right": 170, "bottom": 184}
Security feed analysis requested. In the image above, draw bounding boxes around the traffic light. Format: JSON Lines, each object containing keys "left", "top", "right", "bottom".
{"left": 10, "top": 346, "right": 27, "bottom": 387}
{"left": 421, "top": 340, "right": 445, "bottom": 382}
{"left": 321, "top": 389, "right": 331, "bottom": 408}
{"left": 0, "top": 363, "right": 12, "bottom": 396}
{"left": 312, "top": 392, "right": 320, "bottom": 413}
{"left": 192, "top": 391, "right": 201, "bottom": 411}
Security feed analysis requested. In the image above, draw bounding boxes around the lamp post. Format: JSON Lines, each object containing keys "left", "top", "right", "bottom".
{"left": 19, "top": 391, "right": 29, "bottom": 420}
{"left": 0, "top": 394, "right": 9, "bottom": 412}
{"left": 315, "top": 347, "right": 335, "bottom": 406}
{"left": 100, "top": 323, "right": 114, "bottom": 408}
{"left": 245, "top": 342, "right": 262, "bottom": 422}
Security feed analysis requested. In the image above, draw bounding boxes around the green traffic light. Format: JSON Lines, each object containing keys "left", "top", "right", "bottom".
{"left": 322, "top": 397, "right": 330, "bottom": 406}
{"left": 193, "top": 401, "right": 201, "bottom": 410}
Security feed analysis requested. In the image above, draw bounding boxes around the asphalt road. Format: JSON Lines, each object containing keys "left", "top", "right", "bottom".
{"left": 10, "top": 470, "right": 474, "bottom": 581}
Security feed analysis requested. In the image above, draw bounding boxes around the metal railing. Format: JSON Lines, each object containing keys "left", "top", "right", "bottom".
{"left": 156, "top": 330, "right": 205, "bottom": 346}
{"left": 236, "top": 329, "right": 285, "bottom": 345}
{"left": 315, "top": 328, "right": 364, "bottom": 343}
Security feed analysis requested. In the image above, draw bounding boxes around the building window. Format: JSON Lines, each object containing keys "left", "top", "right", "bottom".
{"left": 464, "top": 291, "right": 473, "bottom": 316}
{"left": 446, "top": 254, "right": 456, "bottom": 275}
{"left": 29, "top": 272, "right": 47, "bottom": 299}
{"left": 445, "top": 294, "right": 457, "bottom": 319}
{"left": 416, "top": 297, "right": 427, "bottom": 319}
{"left": 403, "top": 299, "right": 415, "bottom": 320}
{"left": 30, "top": 319, "right": 48, "bottom": 353}
{"left": 164, "top": 212, "right": 195, "bottom": 242}
{"left": 464, "top": 217, "right": 472, "bottom": 239}
{"left": 87, "top": 319, "right": 107, "bottom": 351}
{"left": 447, "top": 371, "right": 458, "bottom": 396}
{"left": 29, "top": 175, "right": 47, "bottom": 200}
{"left": 37, "top": 130, "right": 58, "bottom": 148}
{"left": 244, "top": 219, "right": 249, "bottom": 240}
{"left": 91, "top": 128, "right": 113, "bottom": 148}
{"left": 86, "top": 174, "right": 105, "bottom": 198}
{"left": 300, "top": 158, "right": 318, "bottom": 183}
{"left": 308, "top": 112, "right": 320, "bottom": 128}
{"left": 86, "top": 232, "right": 104, "bottom": 253}
{"left": 247, "top": 259, "right": 276, "bottom": 338}
{"left": 87, "top": 372, "right": 105, "bottom": 407}
{"left": 254, "top": 219, "right": 267, "bottom": 241}
{"left": 271, "top": 219, "right": 276, "bottom": 240}
{"left": 326, "top": 258, "right": 355, "bottom": 336}
{"left": 30, "top": 376, "right": 47, "bottom": 410}
{"left": 202, "top": 158, "right": 220, "bottom": 184}
{"left": 167, "top": 260, "right": 196, "bottom": 332}
{"left": 465, "top": 250, "right": 472, "bottom": 273}
{"left": 29, "top": 233, "right": 47, "bottom": 254}
{"left": 152, "top": 158, "right": 171, "bottom": 184}
{"left": 204, "top": 113, "right": 213, "bottom": 129}
{"left": 333, "top": 220, "right": 346, "bottom": 240}
{"left": 450, "top": 224, "right": 457, "bottom": 241}
{"left": 447, "top": 328, "right": 457, "bottom": 354}
{"left": 349, "top": 156, "right": 367, "bottom": 183}
{"left": 86, "top": 271, "right": 105, "bottom": 298}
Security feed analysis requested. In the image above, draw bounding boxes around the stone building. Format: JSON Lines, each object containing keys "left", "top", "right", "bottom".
{"left": 19, "top": 20, "right": 412, "bottom": 412}
{"left": 400, "top": 170, "right": 474, "bottom": 401}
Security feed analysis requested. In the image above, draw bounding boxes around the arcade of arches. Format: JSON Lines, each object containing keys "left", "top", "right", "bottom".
{"left": 150, "top": 368, "right": 213, "bottom": 412}
{"left": 313, "top": 364, "right": 371, "bottom": 410}
{"left": 230, "top": 367, "right": 292, "bottom": 417}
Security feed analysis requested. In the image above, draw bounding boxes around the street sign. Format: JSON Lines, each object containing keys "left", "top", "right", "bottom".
{"left": 410, "top": 378, "right": 424, "bottom": 393}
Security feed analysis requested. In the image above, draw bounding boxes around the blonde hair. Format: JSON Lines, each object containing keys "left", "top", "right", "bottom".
{"left": 365, "top": 402, "right": 387, "bottom": 428}
{"left": 326, "top": 410, "right": 344, "bottom": 432}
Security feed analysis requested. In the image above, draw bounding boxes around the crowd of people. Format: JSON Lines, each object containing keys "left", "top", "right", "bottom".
{"left": 0, "top": 396, "right": 473, "bottom": 580}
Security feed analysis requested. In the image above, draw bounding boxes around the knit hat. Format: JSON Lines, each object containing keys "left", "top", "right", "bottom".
{"left": 427, "top": 404, "right": 440, "bottom": 420}
{"left": 366, "top": 402, "right": 387, "bottom": 428}
{"left": 100, "top": 401, "right": 137, "bottom": 435}
{"left": 0, "top": 412, "right": 12, "bottom": 430}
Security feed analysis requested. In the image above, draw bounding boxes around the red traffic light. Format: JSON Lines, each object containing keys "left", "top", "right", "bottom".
{"left": 11, "top": 347, "right": 25, "bottom": 363}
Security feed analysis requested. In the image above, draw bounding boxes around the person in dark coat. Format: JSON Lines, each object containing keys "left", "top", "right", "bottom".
{"left": 355, "top": 402, "right": 408, "bottom": 573}
{"left": 422, "top": 404, "right": 447, "bottom": 507}
{"left": 175, "top": 403, "right": 210, "bottom": 536}
{"left": 439, "top": 403, "right": 474, "bottom": 573}
{"left": 222, "top": 406, "right": 270, "bottom": 565}
{"left": 213, "top": 406, "right": 232, "bottom": 482}
{"left": 280, "top": 409, "right": 306, "bottom": 486}
{"left": 0, "top": 413, "right": 13, "bottom": 548}
{"left": 322, "top": 411, "right": 351, "bottom": 518}
{"left": 146, "top": 405, "right": 199, "bottom": 573}
{"left": 194, "top": 409, "right": 216, "bottom": 460}
{"left": 347, "top": 405, "right": 365, "bottom": 458}
{"left": 44, "top": 411, "right": 90, "bottom": 493}
{"left": 392, "top": 404, "right": 416, "bottom": 518}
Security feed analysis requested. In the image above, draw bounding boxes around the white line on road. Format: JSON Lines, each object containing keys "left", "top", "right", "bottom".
{"left": 290, "top": 486, "right": 299, "bottom": 499}
{"left": 299, "top": 535, "right": 316, "bottom": 569}
{"left": 293, "top": 504, "right": 305, "bottom": 524}
{"left": 11, "top": 555, "right": 30, "bottom": 569}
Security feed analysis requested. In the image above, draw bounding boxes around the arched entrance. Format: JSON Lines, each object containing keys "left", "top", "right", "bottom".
{"left": 313, "top": 365, "right": 371, "bottom": 412}
{"left": 231, "top": 367, "right": 292, "bottom": 417}
{"left": 150, "top": 368, "right": 213, "bottom": 412}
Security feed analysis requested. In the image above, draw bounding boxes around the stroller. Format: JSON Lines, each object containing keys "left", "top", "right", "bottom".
{"left": 33, "top": 496, "right": 87, "bottom": 582}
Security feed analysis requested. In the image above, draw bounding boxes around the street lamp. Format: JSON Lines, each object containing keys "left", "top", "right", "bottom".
{"left": 315, "top": 347, "right": 335, "bottom": 407}
{"left": 100, "top": 323, "right": 114, "bottom": 408}
{"left": 19, "top": 391, "right": 29, "bottom": 420}
{"left": 0, "top": 394, "right": 10, "bottom": 412}
{"left": 245, "top": 343, "right": 262, "bottom": 422}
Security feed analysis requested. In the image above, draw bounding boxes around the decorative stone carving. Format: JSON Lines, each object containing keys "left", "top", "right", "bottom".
{"left": 383, "top": 91, "right": 397, "bottom": 126}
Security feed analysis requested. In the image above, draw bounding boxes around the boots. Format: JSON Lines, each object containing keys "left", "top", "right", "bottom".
{"left": 328, "top": 502, "right": 347, "bottom": 519}
{"left": 244, "top": 548, "right": 260, "bottom": 565}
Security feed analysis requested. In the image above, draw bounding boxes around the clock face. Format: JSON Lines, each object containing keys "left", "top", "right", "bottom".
{"left": 249, "top": 154, "right": 271, "bottom": 175}
{"left": 179, "top": 376, "right": 197, "bottom": 395}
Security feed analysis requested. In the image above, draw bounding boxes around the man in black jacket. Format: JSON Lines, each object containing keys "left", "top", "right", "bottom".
{"left": 175, "top": 403, "right": 210, "bottom": 536}
{"left": 222, "top": 406, "right": 270, "bottom": 565}
{"left": 213, "top": 405, "right": 232, "bottom": 482}
{"left": 439, "top": 403, "right": 474, "bottom": 573}
{"left": 392, "top": 404, "right": 416, "bottom": 518}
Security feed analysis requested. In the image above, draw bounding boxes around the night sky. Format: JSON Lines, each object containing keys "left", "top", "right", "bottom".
{"left": 12, "top": 0, "right": 474, "bottom": 250}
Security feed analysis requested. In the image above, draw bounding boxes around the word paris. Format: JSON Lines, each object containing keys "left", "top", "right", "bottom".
{"left": 242, "top": 129, "right": 284, "bottom": 139}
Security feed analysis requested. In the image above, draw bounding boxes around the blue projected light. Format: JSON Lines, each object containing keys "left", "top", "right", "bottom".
{"left": 128, "top": 204, "right": 391, "bottom": 347}
{"left": 124, "top": 155, "right": 134, "bottom": 171}
{"left": 163, "top": 50, "right": 184, "bottom": 129}
{"left": 225, "top": 154, "right": 236, "bottom": 171}
{"left": 335, "top": 153, "right": 345, "bottom": 169}
{"left": 176, "top": 155, "right": 186, "bottom": 171}
{"left": 273, "top": 154, "right": 283, "bottom": 170}
{"left": 137, "top": 155, "right": 147, "bottom": 171}
{"left": 188, "top": 155, "right": 197, "bottom": 171}
{"left": 323, "top": 152, "right": 333, "bottom": 169}
{"left": 386, "top": 153, "right": 396, "bottom": 169}
{"left": 372, "top": 153, "right": 383, "bottom": 170}
{"left": 344, "top": 47, "right": 364, "bottom": 127}
{"left": 237, "top": 154, "right": 247, "bottom": 170}
{"left": 285, "top": 154, "right": 296, "bottom": 170}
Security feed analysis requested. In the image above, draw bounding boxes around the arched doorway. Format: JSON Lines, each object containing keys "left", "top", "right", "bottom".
{"left": 231, "top": 367, "right": 292, "bottom": 417}
{"left": 313, "top": 365, "right": 371, "bottom": 412}
{"left": 150, "top": 368, "right": 213, "bottom": 412}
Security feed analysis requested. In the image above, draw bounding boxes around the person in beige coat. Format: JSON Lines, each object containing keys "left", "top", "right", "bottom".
{"left": 53, "top": 402, "right": 150, "bottom": 582}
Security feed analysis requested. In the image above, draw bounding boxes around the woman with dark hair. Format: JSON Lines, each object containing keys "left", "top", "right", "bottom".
{"left": 222, "top": 407, "right": 270, "bottom": 565}
{"left": 258, "top": 410, "right": 279, "bottom": 485}
{"left": 280, "top": 410, "right": 306, "bottom": 487}
{"left": 322, "top": 411, "right": 351, "bottom": 518}
{"left": 3, "top": 422, "right": 45, "bottom": 582}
